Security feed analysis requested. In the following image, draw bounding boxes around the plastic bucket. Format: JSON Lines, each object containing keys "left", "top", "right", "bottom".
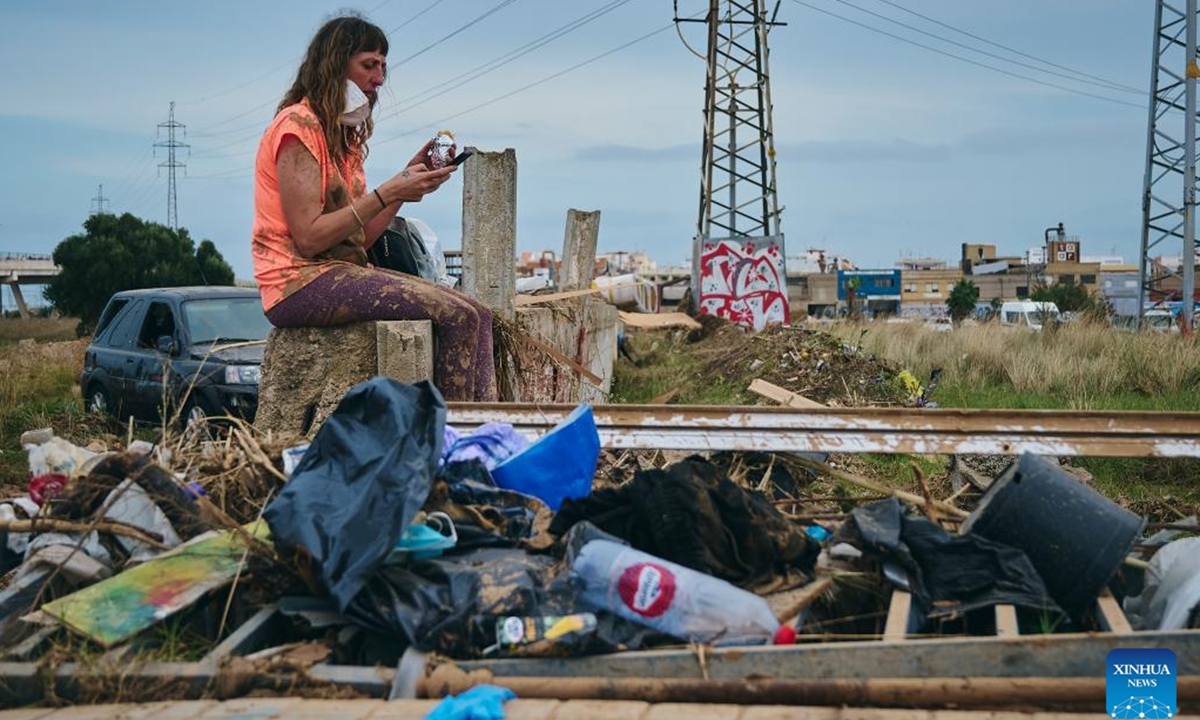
{"left": 961, "top": 453, "right": 1145, "bottom": 620}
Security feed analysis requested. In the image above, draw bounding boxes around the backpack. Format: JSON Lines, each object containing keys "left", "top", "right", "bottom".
{"left": 366, "top": 217, "right": 438, "bottom": 282}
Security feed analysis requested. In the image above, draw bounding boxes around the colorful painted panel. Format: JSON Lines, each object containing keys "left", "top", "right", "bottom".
{"left": 41, "top": 523, "right": 271, "bottom": 647}
{"left": 698, "top": 236, "right": 790, "bottom": 330}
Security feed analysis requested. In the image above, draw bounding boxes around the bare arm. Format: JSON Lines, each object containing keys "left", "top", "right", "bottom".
{"left": 277, "top": 135, "right": 456, "bottom": 257}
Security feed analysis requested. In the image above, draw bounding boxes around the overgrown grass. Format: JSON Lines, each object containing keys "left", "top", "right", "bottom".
{"left": 0, "top": 336, "right": 92, "bottom": 489}
{"left": 0, "top": 317, "right": 77, "bottom": 345}
{"left": 827, "top": 319, "right": 1200, "bottom": 410}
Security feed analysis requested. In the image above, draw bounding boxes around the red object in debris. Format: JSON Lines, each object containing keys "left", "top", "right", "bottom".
{"left": 28, "top": 473, "right": 68, "bottom": 505}
{"left": 772, "top": 624, "right": 797, "bottom": 645}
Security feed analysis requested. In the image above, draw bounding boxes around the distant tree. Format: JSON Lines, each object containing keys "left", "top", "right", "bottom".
{"left": 1031, "top": 279, "right": 1095, "bottom": 314}
{"left": 45, "top": 213, "right": 235, "bottom": 331}
{"left": 946, "top": 279, "right": 980, "bottom": 323}
{"left": 844, "top": 276, "right": 862, "bottom": 319}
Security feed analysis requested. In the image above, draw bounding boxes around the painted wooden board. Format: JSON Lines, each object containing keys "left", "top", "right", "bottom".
{"left": 618, "top": 311, "right": 702, "bottom": 330}
{"left": 41, "top": 523, "right": 271, "bottom": 647}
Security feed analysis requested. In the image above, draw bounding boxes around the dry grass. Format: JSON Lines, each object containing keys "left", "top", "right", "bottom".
{"left": 829, "top": 320, "right": 1200, "bottom": 408}
{"left": 0, "top": 317, "right": 78, "bottom": 345}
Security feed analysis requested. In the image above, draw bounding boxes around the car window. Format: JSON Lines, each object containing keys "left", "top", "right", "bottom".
{"left": 182, "top": 297, "right": 271, "bottom": 345}
{"left": 104, "top": 300, "right": 144, "bottom": 349}
{"left": 137, "top": 301, "right": 178, "bottom": 349}
{"left": 94, "top": 299, "right": 129, "bottom": 341}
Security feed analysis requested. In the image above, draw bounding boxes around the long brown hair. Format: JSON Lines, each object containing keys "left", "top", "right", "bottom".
{"left": 279, "top": 15, "right": 388, "bottom": 169}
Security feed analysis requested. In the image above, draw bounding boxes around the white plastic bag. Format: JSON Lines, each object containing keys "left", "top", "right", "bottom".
{"left": 406, "top": 218, "right": 456, "bottom": 288}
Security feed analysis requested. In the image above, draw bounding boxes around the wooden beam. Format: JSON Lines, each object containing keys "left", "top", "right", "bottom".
{"left": 618, "top": 311, "right": 702, "bottom": 330}
{"left": 1096, "top": 589, "right": 1133, "bottom": 634}
{"left": 749, "top": 378, "right": 827, "bottom": 409}
{"left": 994, "top": 605, "right": 1019, "bottom": 638}
{"left": 883, "top": 590, "right": 914, "bottom": 641}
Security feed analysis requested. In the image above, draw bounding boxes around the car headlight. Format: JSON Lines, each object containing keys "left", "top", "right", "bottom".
{"left": 224, "top": 365, "right": 261, "bottom": 385}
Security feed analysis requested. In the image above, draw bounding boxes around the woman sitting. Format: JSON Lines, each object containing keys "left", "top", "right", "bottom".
{"left": 251, "top": 14, "right": 497, "bottom": 401}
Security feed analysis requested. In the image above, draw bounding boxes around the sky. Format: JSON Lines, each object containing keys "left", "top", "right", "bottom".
{"left": 0, "top": 0, "right": 1161, "bottom": 302}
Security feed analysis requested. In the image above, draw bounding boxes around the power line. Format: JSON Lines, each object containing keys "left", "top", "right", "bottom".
{"left": 827, "top": 0, "right": 1145, "bottom": 96}
{"left": 374, "top": 0, "right": 634, "bottom": 123}
{"left": 191, "top": 1, "right": 646, "bottom": 170}
{"left": 188, "top": 0, "right": 491, "bottom": 137}
{"left": 391, "top": 0, "right": 520, "bottom": 67}
{"left": 374, "top": 18, "right": 680, "bottom": 147}
{"left": 789, "top": 0, "right": 1147, "bottom": 110}
{"left": 867, "top": 0, "right": 1145, "bottom": 95}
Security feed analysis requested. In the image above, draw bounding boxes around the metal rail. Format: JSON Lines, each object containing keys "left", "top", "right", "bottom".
{"left": 446, "top": 403, "right": 1200, "bottom": 457}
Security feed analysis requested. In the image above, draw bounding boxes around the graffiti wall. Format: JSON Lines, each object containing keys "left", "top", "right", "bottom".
{"left": 696, "top": 236, "right": 790, "bottom": 330}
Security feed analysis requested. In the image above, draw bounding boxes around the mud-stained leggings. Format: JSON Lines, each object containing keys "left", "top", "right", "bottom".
{"left": 266, "top": 264, "right": 497, "bottom": 402}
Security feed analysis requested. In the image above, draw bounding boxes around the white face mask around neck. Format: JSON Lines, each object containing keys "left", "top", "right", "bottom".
{"left": 340, "top": 80, "right": 371, "bottom": 127}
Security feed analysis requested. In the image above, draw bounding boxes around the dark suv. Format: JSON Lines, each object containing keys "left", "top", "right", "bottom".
{"left": 80, "top": 287, "right": 271, "bottom": 426}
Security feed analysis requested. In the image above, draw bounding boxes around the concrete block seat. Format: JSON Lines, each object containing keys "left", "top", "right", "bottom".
{"left": 254, "top": 320, "right": 432, "bottom": 436}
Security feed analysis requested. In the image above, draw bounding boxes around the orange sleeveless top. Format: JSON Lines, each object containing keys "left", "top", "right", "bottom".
{"left": 251, "top": 102, "right": 368, "bottom": 311}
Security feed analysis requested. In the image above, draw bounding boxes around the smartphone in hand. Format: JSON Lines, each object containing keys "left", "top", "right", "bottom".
{"left": 449, "top": 149, "right": 474, "bottom": 167}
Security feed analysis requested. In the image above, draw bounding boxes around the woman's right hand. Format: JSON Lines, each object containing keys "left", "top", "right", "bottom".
{"left": 380, "top": 163, "right": 456, "bottom": 203}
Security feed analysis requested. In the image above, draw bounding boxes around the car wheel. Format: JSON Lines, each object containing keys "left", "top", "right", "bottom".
{"left": 86, "top": 383, "right": 114, "bottom": 417}
{"left": 180, "top": 394, "right": 222, "bottom": 436}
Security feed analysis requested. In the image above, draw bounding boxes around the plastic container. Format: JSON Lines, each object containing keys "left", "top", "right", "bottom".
{"left": 961, "top": 453, "right": 1145, "bottom": 620}
{"left": 491, "top": 404, "right": 599, "bottom": 510}
{"left": 570, "top": 539, "right": 784, "bottom": 645}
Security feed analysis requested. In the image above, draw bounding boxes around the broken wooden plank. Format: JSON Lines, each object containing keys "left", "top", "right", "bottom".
{"left": 883, "top": 590, "right": 914, "bottom": 641}
{"left": 1096, "top": 589, "right": 1133, "bottom": 634}
{"left": 618, "top": 311, "right": 702, "bottom": 330}
{"left": 768, "top": 577, "right": 834, "bottom": 625}
{"left": 748, "top": 378, "right": 826, "bottom": 409}
{"left": 994, "top": 605, "right": 1019, "bottom": 638}
{"left": 515, "top": 288, "right": 601, "bottom": 306}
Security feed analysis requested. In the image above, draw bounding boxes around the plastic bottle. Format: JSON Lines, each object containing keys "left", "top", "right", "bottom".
{"left": 570, "top": 539, "right": 789, "bottom": 645}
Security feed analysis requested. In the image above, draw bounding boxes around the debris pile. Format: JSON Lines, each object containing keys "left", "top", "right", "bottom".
{"left": 0, "top": 376, "right": 1194, "bottom": 709}
{"left": 617, "top": 313, "right": 917, "bottom": 407}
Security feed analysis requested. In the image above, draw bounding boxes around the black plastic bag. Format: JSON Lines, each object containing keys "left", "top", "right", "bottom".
{"left": 836, "top": 498, "right": 1061, "bottom": 621}
{"left": 347, "top": 546, "right": 557, "bottom": 656}
{"left": 264, "top": 378, "right": 446, "bottom": 610}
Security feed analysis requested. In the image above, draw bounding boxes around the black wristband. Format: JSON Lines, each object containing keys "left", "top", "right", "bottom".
{"left": 373, "top": 188, "right": 386, "bottom": 209}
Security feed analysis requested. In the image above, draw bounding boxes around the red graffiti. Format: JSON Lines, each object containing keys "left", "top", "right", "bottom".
{"left": 698, "top": 240, "right": 789, "bottom": 330}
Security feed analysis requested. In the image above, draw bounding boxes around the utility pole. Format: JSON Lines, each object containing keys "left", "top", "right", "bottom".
{"left": 154, "top": 101, "right": 189, "bottom": 230}
{"left": 1140, "top": 0, "right": 1199, "bottom": 332}
{"left": 89, "top": 184, "right": 110, "bottom": 216}
{"left": 678, "top": 0, "right": 790, "bottom": 330}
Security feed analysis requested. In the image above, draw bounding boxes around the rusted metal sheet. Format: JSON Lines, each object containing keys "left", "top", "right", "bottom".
{"left": 446, "top": 403, "right": 1200, "bottom": 457}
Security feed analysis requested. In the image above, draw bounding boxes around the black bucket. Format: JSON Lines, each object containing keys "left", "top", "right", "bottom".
{"left": 961, "top": 453, "right": 1145, "bottom": 621}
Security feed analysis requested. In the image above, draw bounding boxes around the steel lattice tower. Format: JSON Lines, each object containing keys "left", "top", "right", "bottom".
{"left": 683, "top": 0, "right": 784, "bottom": 241}
{"left": 1140, "top": 0, "right": 1199, "bottom": 330}
{"left": 155, "top": 101, "right": 189, "bottom": 230}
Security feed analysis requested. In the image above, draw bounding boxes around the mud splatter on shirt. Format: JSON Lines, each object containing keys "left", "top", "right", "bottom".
{"left": 251, "top": 101, "right": 367, "bottom": 311}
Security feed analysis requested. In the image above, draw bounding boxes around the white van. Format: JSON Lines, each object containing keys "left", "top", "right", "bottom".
{"left": 999, "top": 301, "right": 1060, "bottom": 330}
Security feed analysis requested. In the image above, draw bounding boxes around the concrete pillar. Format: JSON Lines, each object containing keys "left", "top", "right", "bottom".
{"left": 9, "top": 284, "right": 29, "bottom": 319}
{"left": 376, "top": 320, "right": 433, "bottom": 385}
{"left": 559, "top": 209, "right": 600, "bottom": 292}
{"left": 461, "top": 147, "right": 517, "bottom": 321}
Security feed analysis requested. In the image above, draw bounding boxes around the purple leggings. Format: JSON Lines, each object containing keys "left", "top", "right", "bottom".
{"left": 266, "top": 264, "right": 497, "bottom": 402}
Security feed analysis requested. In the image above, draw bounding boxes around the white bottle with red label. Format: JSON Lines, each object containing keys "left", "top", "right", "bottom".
{"left": 570, "top": 539, "right": 789, "bottom": 645}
